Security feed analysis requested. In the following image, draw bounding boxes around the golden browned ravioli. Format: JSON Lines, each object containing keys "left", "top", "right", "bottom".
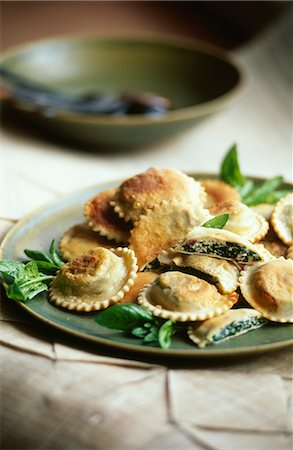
{"left": 129, "top": 200, "right": 210, "bottom": 270}
{"left": 240, "top": 258, "right": 293, "bottom": 323}
{"left": 119, "top": 272, "right": 158, "bottom": 304}
{"left": 111, "top": 167, "right": 205, "bottom": 222}
{"left": 271, "top": 193, "right": 293, "bottom": 246}
{"left": 209, "top": 200, "right": 269, "bottom": 243}
{"left": 49, "top": 247, "right": 137, "bottom": 312}
{"left": 170, "top": 254, "right": 239, "bottom": 294}
{"left": 84, "top": 188, "right": 132, "bottom": 243}
{"left": 59, "top": 223, "right": 118, "bottom": 261}
{"left": 138, "top": 271, "right": 238, "bottom": 322}
{"left": 200, "top": 179, "right": 240, "bottom": 207}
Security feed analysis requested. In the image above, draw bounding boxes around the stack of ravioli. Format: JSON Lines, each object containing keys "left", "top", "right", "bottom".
{"left": 49, "top": 168, "right": 293, "bottom": 348}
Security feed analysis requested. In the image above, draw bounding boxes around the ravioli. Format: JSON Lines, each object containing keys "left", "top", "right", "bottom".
{"left": 59, "top": 223, "right": 118, "bottom": 261}
{"left": 240, "top": 258, "right": 293, "bottom": 323}
{"left": 209, "top": 200, "right": 268, "bottom": 243}
{"left": 138, "top": 271, "right": 238, "bottom": 322}
{"left": 188, "top": 309, "right": 267, "bottom": 348}
{"left": 171, "top": 254, "right": 239, "bottom": 294}
{"left": 129, "top": 200, "right": 210, "bottom": 270}
{"left": 287, "top": 245, "right": 293, "bottom": 260}
{"left": 119, "top": 272, "right": 158, "bottom": 304}
{"left": 111, "top": 167, "right": 205, "bottom": 222}
{"left": 49, "top": 247, "right": 137, "bottom": 311}
{"left": 271, "top": 193, "right": 293, "bottom": 245}
{"left": 84, "top": 188, "right": 132, "bottom": 243}
{"left": 175, "top": 227, "right": 268, "bottom": 264}
{"left": 199, "top": 179, "right": 240, "bottom": 207}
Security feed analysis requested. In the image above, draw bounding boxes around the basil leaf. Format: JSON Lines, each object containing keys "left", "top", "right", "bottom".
{"left": 260, "top": 189, "right": 292, "bottom": 205}
{"left": 0, "top": 260, "right": 25, "bottom": 284}
{"left": 237, "top": 179, "right": 255, "bottom": 200}
{"left": 220, "top": 144, "right": 245, "bottom": 187}
{"left": 34, "top": 261, "right": 60, "bottom": 272}
{"left": 202, "top": 214, "right": 229, "bottom": 229}
{"left": 144, "top": 326, "right": 160, "bottom": 343}
{"left": 49, "top": 240, "right": 64, "bottom": 269}
{"left": 244, "top": 176, "right": 284, "bottom": 206}
{"left": 95, "top": 304, "right": 155, "bottom": 331}
{"left": 131, "top": 327, "right": 149, "bottom": 338}
{"left": 20, "top": 261, "right": 40, "bottom": 279}
{"left": 7, "top": 280, "right": 48, "bottom": 301}
{"left": 158, "top": 320, "right": 175, "bottom": 349}
{"left": 24, "top": 248, "right": 53, "bottom": 264}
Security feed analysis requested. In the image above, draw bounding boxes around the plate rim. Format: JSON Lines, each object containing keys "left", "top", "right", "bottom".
{"left": 1, "top": 173, "right": 292, "bottom": 359}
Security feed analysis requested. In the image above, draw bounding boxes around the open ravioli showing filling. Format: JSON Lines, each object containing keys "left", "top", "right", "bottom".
{"left": 175, "top": 227, "right": 266, "bottom": 264}
{"left": 49, "top": 247, "right": 137, "bottom": 311}
{"left": 188, "top": 309, "right": 268, "bottom": 348}
{"left": 138, "top": 271, "right": 238, "bottom": 322}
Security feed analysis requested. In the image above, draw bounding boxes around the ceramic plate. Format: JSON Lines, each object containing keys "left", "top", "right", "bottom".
{"left": 0, "top": 36, "right": 244, "bottom": 149}
{"left": 1, "top": 175, "right": 292, "bottom": 359}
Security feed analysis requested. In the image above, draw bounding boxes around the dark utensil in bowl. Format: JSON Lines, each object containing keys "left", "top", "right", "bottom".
{"left": 0, "top": 36, "right": 245, "bottom": 150}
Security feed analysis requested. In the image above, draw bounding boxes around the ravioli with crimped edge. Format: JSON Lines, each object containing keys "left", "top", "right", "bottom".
{"left": 111, "top": 167, "right": 206, "bottom": 223}
{"left": 129, "top": 200, "right": 210, "bottom": 270}
{"left": 84, "top": 188, "right": 132, "bottom": 243}
{"left": 209, "top": 200, "right": 269, "bottom": 243}
{"left": 170, "top": 254, "right": 239, "bottom": 294}
{"left": 49, "top": 247, "right": 137, "bottom": 312}
{"left": 59, "top": 223, "right": 119, "bottom": 261}
{"left": 200, "top": 179, "right": 240, "bottom": 207}
{"left": 240, "top": 258, "right": 293, "bottom": 323}
{"left": 271, "top": 193, "right": 293, "bottom": 246}
{"left": 138, "top": 271, "right": 238, "bottom": 322}
{"left": 188, "top": 309, "right": 268, "bottom": 348}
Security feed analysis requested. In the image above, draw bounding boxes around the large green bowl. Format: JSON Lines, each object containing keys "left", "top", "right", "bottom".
{"left": 1, "top": 36, "right": 245, "bottom": 150}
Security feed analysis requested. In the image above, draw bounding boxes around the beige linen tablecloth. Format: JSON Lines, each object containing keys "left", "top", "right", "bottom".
{"left": 1, "top": 12, "right": 292, "bottom": 450}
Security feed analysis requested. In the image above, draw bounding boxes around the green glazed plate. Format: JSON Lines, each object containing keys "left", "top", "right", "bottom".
{"left": 1, "top": 175, "right": 292, "bottom": 358}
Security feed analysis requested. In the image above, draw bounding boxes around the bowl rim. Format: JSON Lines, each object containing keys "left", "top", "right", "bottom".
{"left": 0, "top": 33, "right": 247, "bottom": 125}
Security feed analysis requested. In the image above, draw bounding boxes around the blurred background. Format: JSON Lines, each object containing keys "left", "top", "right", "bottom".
{"left": 1, "top": 0, "right": 292, "bottom": 221}
{"left": 0, "top": 1, "right": 289, "bottom": 51}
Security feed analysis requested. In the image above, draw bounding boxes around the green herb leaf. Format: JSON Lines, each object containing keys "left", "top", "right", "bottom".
{"left": 95, "top": 304, "right": 155, "bottom": 331}
{"left": 144, "top": 326, "right": 160, "bottom": 343}
{"left": 0, "top": 259, "right": 54, "bottom": 302}
{"left": 220, "top": 144, "right": 245, "bottom": 187}
{"left": 49, "top": 240, "right": 64, "bottom": 269}
{"left": 24, "top": 240, "right": 64, "bottom": 270}
{"left": 260, "top": 189, "right": 292, "bottom": 205}
{"left": 236, "top": 179, "right": 255, "bottom": 199}
{"left": 24, "top": 248, "right": 53, "bottom": 264}
{"left": 131, "top": 326, "right": 149, "bottom": 338}
{"left": 0, "top": 260, "right": 25, "bottom": 284}
{"left": 34, "top": 261, "right": 60, "bottom": 272}
{"left": 243, "top": 176, "right": 285, "bottom": 206}
{"left": 158, "top": 320, "right": 175, "bottom": 349}
{"left": 7, "top": 279, "right": 48, "bottom": 301}
{"left": 202, "top": 214, "right": 229, "bottom": 229}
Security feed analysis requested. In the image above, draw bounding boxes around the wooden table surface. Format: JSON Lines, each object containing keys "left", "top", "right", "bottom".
{"left": 1, "top": 8, "right": 292, "bottom": 450}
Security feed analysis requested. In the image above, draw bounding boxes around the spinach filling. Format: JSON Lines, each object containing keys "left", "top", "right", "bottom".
{"left": 143, "top": 258, "right": 161, "bottom": 272}
{"left": 212, "top": 317, "right": 268, "bottom": 343}
{"left": 182, "top": 240, "right": 261, "bottom": 263}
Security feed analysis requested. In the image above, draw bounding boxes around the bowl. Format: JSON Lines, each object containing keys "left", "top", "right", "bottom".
{"left": 0, "top": 35, "right": 245, "bottom": 150}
